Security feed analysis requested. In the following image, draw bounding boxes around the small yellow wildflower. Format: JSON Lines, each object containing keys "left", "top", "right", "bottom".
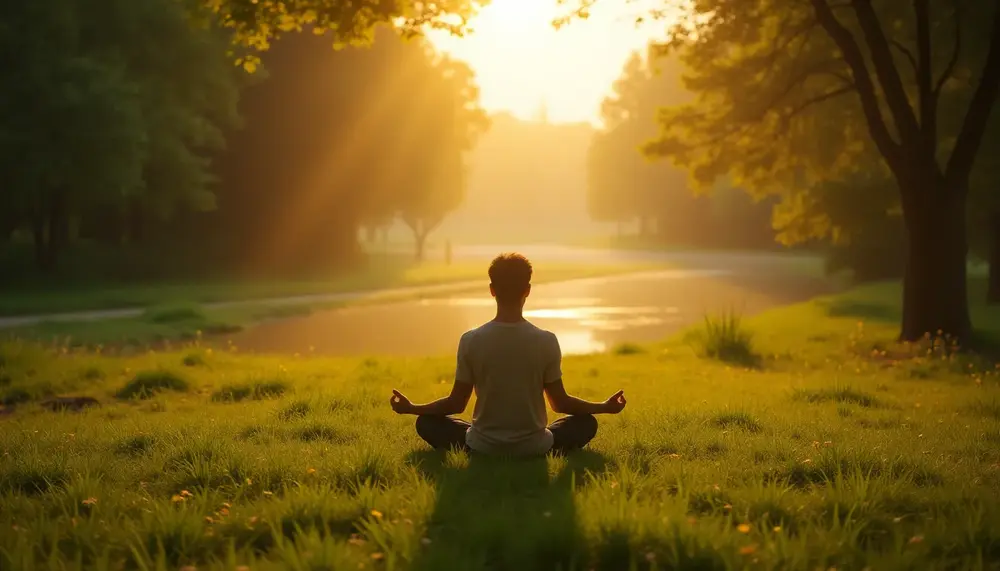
{"left": 737, "top": 523, "right": 751, "bottom": 534}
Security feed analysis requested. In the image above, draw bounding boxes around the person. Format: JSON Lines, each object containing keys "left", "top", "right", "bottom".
{"left": 388, "top": 252, "right": 627, "bottom": 456}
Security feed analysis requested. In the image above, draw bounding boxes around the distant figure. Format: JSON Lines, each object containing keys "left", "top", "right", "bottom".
{"left": 389, "top": 253, "right": 627, "bottom": 455}
{"left": 444, "top": 239, "right": 452, "bottom": 265}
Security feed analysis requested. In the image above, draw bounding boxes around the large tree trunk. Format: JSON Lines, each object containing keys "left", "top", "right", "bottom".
{"left": 899, "top": 184, "right": 971, "bottom": 341}
{"left": 988, "top": 213, "right": 1000, "bottom": 304}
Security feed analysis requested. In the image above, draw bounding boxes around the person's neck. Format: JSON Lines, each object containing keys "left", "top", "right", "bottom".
{"left": 493, "top": 304, "right": 524, "bottom": 323}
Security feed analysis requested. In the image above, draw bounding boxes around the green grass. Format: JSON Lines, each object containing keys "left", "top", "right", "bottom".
{"left": 2, "top": 261, "right": 664, "bottom": 347}
{"left": 1, "top": 281, "right": 1000, "bottom": 569}
{"left": 688, "top": 309, "right": 760, "bottom": 367}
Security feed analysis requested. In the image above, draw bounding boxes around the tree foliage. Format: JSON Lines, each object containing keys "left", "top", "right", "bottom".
{"left": 629, "top": 0, "right": 1000, "bottom": 340}
{"left": 202, "top": 0, "right": 486, "bottom": 72}
{"left": 0, "top": 0, "right": 242, "bottom": 272}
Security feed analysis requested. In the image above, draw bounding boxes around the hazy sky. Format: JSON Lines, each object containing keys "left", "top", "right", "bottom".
{"left": 428, "top": 0, "right": 671, "bottom": 125}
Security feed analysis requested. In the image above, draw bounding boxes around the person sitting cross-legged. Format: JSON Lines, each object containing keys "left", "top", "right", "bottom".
{"left": 388, "top": 252, "right": 627, "bottom": 456}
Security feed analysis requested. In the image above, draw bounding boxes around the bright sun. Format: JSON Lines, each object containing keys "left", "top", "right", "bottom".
{"left": 427, "top": 0, "right": 671, "bottom": 125}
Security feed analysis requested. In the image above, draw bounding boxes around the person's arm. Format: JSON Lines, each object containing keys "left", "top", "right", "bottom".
{"left": 391, "top": 382, "right": 473, "bottom": 416}
{"left": 544, "top": 380, "right": 626, "bottom": 415}
{"left": 390, "top": 333, "right": 475, "bottom": 416}
{"left": 540, "top": 332, "right": 626, "bottom": 416}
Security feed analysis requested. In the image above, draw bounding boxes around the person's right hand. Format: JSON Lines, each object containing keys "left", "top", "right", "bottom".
{"left": 389, "top": 389, "right": 414, "bottom": 415}
{"left": 602, "top": 390, "right": 627, "bottom": 414}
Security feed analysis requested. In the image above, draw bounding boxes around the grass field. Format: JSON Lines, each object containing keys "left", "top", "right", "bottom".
{"left": 2, "top": 281, "right": 999, "bottom": 570}
{"left": 1, "top": 261, "right": 663, "bottom": 348}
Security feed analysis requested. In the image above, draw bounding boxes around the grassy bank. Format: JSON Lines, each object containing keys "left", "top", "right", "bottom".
{"left": 1, "top": 282, "right": 999, "bottom": 570}
{"left": 0, "top": 257, "right": 664, "bottom": 318}
{"left": 1, "top": 261, "right": 662, "bottom": 347}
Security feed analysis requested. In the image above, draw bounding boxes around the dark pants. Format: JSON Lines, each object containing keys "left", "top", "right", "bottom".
{"left": 414, "top": 414, "right": 598, "bottom": 455}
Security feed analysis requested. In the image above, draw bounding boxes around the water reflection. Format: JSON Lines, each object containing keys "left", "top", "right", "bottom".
{"left": 223, "top": 266, "right": 831, "bottom": 357}
{"left": 553, "top": 330, "right": 606, "bottom": 355}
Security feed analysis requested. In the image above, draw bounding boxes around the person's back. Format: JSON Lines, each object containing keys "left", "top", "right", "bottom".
{"left": 458, "top": 321, "right": 560, "bottom": 455}
{"left": 388, "top": 252, "right": 627, "bottom": 456}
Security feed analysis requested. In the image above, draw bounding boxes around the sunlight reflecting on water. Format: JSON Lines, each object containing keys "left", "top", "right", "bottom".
{"left": 553, "top": 330, "right": 605, "bottom": 355}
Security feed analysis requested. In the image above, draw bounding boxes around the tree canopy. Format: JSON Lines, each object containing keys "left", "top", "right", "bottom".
{"left": 202, "top": 0, "right": 487, "bottom": 71}
{"left": 0, "top": 0, "right": 242, "bottom": 273}
{"left": 631, "top": 0, "right": 1000, "bottom": 340}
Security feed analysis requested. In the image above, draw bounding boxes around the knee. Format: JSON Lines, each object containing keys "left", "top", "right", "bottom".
{"left": 415, "top": 415, "right": 434, "bottom": 438}
{"left": 578, "top": 414, "right": 598, "bottom": 440}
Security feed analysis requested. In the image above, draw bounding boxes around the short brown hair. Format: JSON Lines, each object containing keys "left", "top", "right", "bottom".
{"left": 488, "top": 253, "right": 532, "bottom": 303}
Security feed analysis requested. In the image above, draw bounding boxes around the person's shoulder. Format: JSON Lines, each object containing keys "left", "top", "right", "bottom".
{"left": 459, "top": 324, "right": 488, "bottom": 345}
{"left": 525, "top": 322, "right": 560, "bottom": 344}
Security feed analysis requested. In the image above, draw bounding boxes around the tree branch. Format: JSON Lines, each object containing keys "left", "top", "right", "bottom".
{"left": 914, "top": 0, "right": 937, "bottom": 149}
{"left": 850, "top": 0, "right": 923, "bottom": 145}
{"left": 809, "top": 0, "right": 903, "bottom": 167}
{"left": 945, "top": 2, "right": 1000, "bottom": 190}
{"left": 738, "top": 57, "right": 844, "bottom": 125}
{"left": 890, "top": 39, "right": 918, "bottom": 73}
{"left": 933, "top": 0, "right": 964, "bottom": 98}
{"left": 778, "top": 84, "right": 856, "bottom": 132}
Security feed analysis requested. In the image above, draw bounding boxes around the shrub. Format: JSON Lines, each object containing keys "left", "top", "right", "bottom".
{"left": 116, "top": 370, "right": 189, "bottom": 400}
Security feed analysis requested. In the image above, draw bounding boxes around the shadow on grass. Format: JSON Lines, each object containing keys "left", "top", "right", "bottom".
{"left": 405, "top": 448, "right": 609, "bottom": 571}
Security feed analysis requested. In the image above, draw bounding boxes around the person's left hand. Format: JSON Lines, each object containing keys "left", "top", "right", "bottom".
{"left": 601, "top": 390, "right": 627, "bottom": 414}
{"left": 389, "top": 389, "right": 414, "bottom": 415}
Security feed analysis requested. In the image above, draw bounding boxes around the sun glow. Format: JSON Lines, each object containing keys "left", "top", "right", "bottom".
{"left": 427, "top": 0, "right": 672, "bottom": 125}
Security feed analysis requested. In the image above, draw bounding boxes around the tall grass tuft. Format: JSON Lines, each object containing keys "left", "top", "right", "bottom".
{"left": 691, "top": 309, "right": 758, "bottom": 367}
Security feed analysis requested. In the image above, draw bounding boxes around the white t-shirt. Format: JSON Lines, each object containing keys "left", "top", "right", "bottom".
{"left": 456, "top": 320, "right": 562, "bottom": 456}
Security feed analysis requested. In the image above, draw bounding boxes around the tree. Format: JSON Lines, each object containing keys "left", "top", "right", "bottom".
{"left": 638, "top": 0, "right": 1000, "bottom": 341}
{"left": 0, "top": 0, "right": 146, "bottom": 271}
{"left": 392, "top": 53, "right": 489, "bottom": 261}
{"left": 0, "top": 0, "right": 242, "bottom": 273}
{"left": 215, "top": 27, "right": 486, "bottom": 271}
{"left": 587, "top": 50, "right": 690, "bottom": 236}
{"left": 587, "top": 46, "right": 776, "bottom": 247}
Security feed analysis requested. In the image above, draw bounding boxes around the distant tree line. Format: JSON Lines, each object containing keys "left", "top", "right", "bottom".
{"left": 586, "top": 49, "right": 778, "bottom": 251}
{"left": 0, "top": 0, "right": 486, "bottom": 284}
